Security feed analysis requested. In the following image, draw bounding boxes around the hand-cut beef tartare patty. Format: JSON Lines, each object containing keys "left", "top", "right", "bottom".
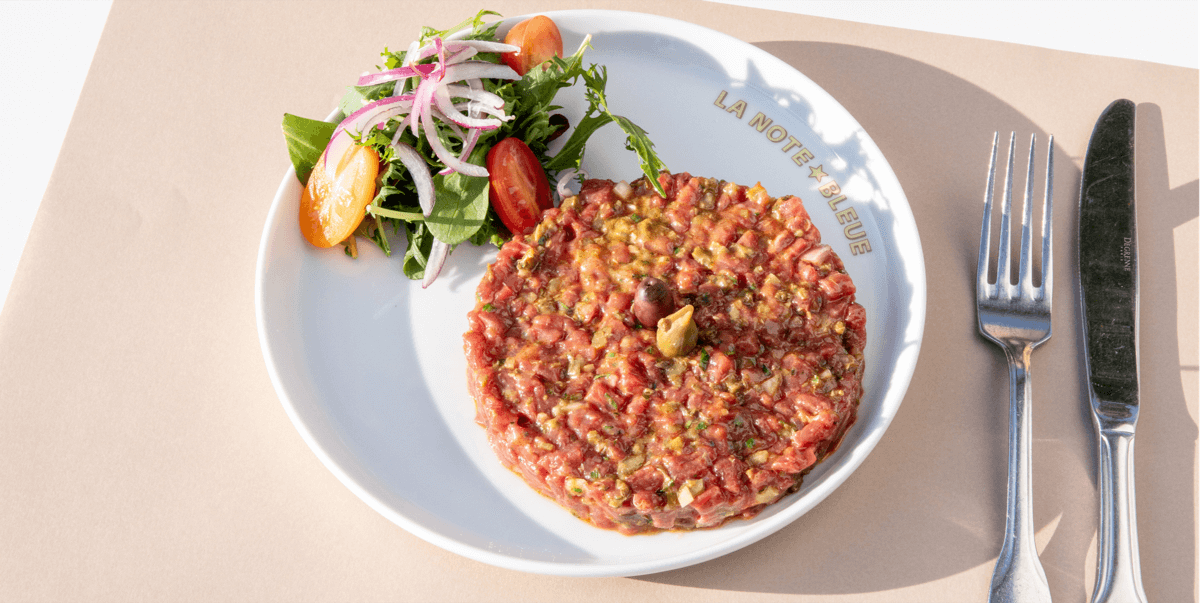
{"left": 463, "top": 172, "right": 866, "bottom": 534}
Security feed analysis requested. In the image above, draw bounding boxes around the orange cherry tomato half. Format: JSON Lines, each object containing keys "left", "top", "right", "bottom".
{"left": 501, "top": 15, "right": 564, "bottom": 76}
{"left": 487, "top": 137, "right": 552, "bottom": 236}
{"left": 299, "top": 143, "right": 380, "bottom": 248}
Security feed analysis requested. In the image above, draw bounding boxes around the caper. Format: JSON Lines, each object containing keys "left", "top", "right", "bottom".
{"left": 633, "top": 276, "right": 672, "bottom": 328}
{"left": 656, "top": 305, "right": 698, "bottom": 357}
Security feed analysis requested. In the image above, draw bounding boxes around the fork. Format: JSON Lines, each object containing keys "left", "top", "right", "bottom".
{"left": 977, "top": 132, "right": 1055, "bottom": 603}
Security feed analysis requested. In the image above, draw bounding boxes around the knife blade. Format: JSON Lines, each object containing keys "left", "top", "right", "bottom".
{"left": 1078, "top": 98, "right": 1148, "bottom": 603}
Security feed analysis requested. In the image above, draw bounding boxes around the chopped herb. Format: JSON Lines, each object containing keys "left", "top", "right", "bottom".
{"left": 482, "top": 303, "right": 494, "bottom": 312}
{"left": 700, "top": 349, "right": 710, "bottom": 370}
{"left": 589, "top": 470, "right": 600, "bottom": 480}
{"left": 746, "top": 438, "right": 756, "bottom": 448}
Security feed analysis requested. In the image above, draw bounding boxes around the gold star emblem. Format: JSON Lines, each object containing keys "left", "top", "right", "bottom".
{"left": 808, "top": 165, "right": 827, "bottom": 183}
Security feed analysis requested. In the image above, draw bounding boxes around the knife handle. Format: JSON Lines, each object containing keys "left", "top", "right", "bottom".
{"left": 1091, "top": 426, "right": 1148, "bottom": 603}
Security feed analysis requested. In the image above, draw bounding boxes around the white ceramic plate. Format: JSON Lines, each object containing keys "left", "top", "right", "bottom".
{"left": 256, "top": 10, "right": 925, "bottom": 577}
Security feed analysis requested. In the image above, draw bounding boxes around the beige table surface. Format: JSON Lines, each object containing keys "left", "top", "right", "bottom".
{"left": 1, "top": 1, "right": 1196, "bottom": 601}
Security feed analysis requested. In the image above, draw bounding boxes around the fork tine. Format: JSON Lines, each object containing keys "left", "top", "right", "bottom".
{"left": 1040, "top": 136, "right": 1054, "bottom": 302}
{"left": 1018, "top": 134, "right": 1037, "bottom": 294}
{"left": 995, "top": 132, "right": 1017, "bottom": 288}
{"left": 978, "top": 132, "right": 999, "bottom": 295}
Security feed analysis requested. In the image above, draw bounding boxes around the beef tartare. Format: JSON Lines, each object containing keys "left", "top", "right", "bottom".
{"left": 463, "top": 172, "right": 867, "bottom": 534}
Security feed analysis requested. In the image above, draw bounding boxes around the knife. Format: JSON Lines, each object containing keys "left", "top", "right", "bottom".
{"left": 1078, "top": 98, "right": 1148, "bottom": 603}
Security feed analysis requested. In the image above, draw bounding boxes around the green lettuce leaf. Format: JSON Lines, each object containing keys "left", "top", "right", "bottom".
{"left": 427, "top": 150, "right": 491, "bottom": 245}
{"left": 282, "top": 113, "right": 336, "bottom": 184}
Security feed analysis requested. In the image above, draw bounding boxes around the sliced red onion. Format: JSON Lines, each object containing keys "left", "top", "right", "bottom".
{"left": 390, "top": 142, "right": 436, "bottom": 216}
{"left": 441, "top": 79, "right": 486, "bottom": 176}
{"left": 323, "top": 94, "right": 414, "bottom": 166}
{"left": 433, "top": 85, "right": 504, "bottom": 130}
{"left": 421, "top": 105, "right": 487, "bottom": 177}
{"left": 556, "top": 168, "right": 587, "bottom": 201}
{"left": 356, "top": 63, "right": 436, "bottom": 86}
{"left": 422, "top": 240, "right": 450, "bottom": 288}
{"left": 451, "top": 100, "right": 507, "bottom": 121}
{"left": 411, "top": 37, "right": 518, "bottom": 59}
{"left": 445, "top": 47, "right": 478, "bottom": 65}
{"left": 393, "top": 40, "right": 422, "bottom": 96}
{"left": 442, "top": 62, "right": 519, "bottom": 84}
{"left": 404, "top": 39, "right": 421, "bottom": 62}
{"left": 444, "top": 84, "right": 505, "bottom": 111}
{"left": 406, "top": 43, "right": 439, "bottom": 64}
{"left": 432, "top": 37, "right": 447, "bottom": 78}
{"left": 450, "top": 39, "right": 518, "bottom": 54}
{"left": 404, "top": 76, "right": 437, "bottom": 139}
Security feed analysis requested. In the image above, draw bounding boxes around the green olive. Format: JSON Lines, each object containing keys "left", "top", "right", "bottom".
{"left": 656, "top": 304, "right": 698, "bottom": 357}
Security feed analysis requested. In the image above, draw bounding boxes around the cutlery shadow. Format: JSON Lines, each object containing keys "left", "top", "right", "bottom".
{"left": 632, "top": 41, "right": 1196, "bottom": 600}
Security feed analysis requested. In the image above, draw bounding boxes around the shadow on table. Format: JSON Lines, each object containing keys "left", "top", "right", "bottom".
{"left": 632, "top": 40, "right": 1197, "bottom": 601}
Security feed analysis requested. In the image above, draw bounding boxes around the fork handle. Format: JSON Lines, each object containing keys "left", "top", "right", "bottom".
{"left": 988, "top": 344, "right": 1052, "bottom": 603}
{"left": 1091, "top": 427, "right": 1148, "bottom": 603}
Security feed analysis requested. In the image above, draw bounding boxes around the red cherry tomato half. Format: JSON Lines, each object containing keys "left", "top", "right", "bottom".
{"left": 487, "top": 137, "right": 552, "bottom": 235}
{"left": 501, "top": 15, "right": 564, "bottom": 76}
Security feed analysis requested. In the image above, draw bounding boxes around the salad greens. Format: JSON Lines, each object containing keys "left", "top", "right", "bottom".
{"left": 282, "top": 10, "right": 666, "bottom": 280}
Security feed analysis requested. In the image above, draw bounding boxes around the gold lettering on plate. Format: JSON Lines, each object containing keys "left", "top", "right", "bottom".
{"left": 713, "top": 91, "right": 872, "bottom": 253}
{"left": 749, "top": 112, "right": 772, "bottom": 132}
{"left": 835, "top": 207, "right": 859, "bottom": 225}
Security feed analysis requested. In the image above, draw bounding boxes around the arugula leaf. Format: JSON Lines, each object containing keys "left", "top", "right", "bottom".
{"left": 611, "top": 113, "right": 666, "bottom": 190}
{"left": 513, "top": 42, "right": 588, "bottom": 111}
{"left": 420, "top": 9, "right": 501, "bottom": 45}
{"left": 401, "top": 221, "right": 434, "bottom": 280}
{"left": 543, "top": 112, "right": 610, "bottom": 172}
{"left": 542, "top": 64, "right": 666, "bottom": 196}
{"left": 505, "top": 42, "right": 589, "bottom": 158}
{"left": 282, "top": 113, "right": 336, "bottom": 184}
